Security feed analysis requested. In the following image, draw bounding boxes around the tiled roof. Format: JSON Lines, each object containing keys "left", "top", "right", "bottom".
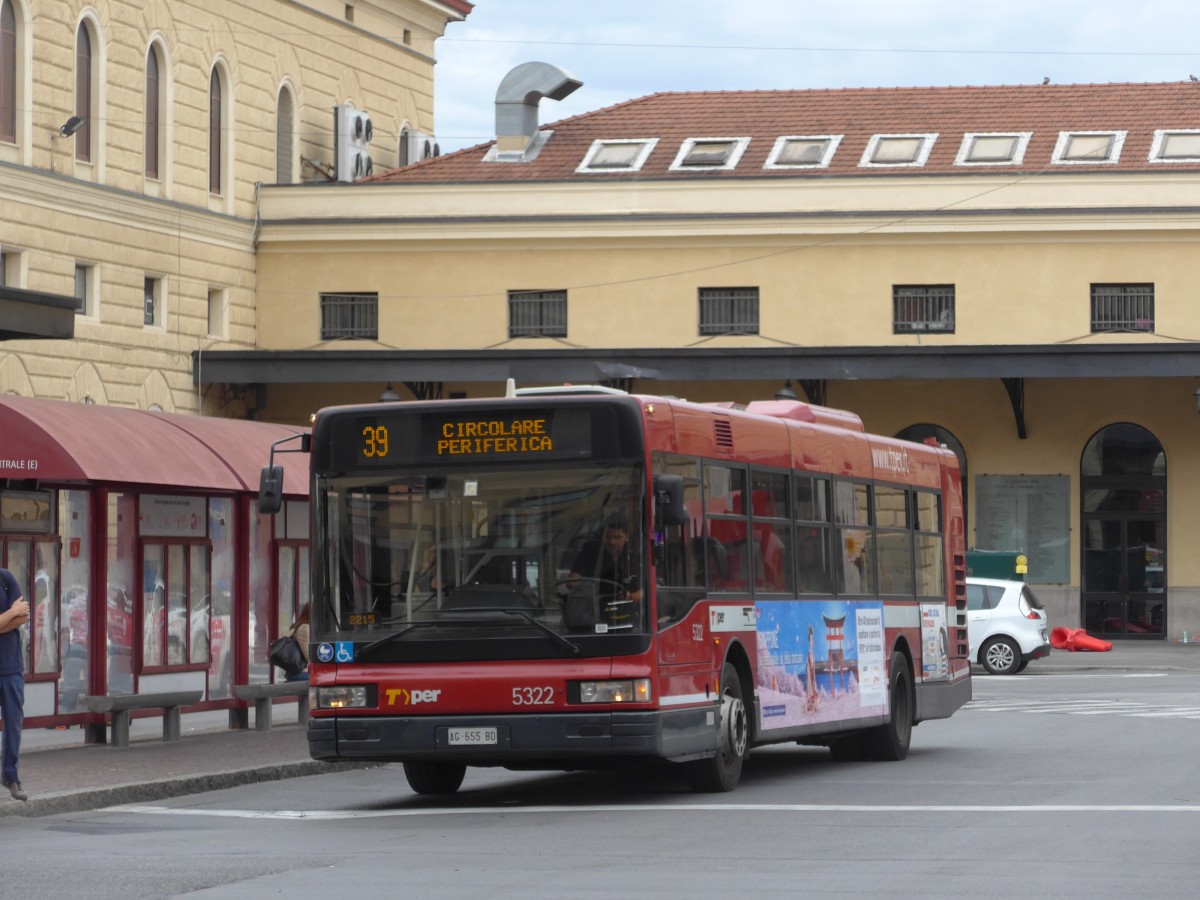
{"left": 373, "top": 81, "right": 1200, "bottom": 183}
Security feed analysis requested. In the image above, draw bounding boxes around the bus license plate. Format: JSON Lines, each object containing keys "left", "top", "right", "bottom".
{"left": 448, "top": 727, "right": 498, "bottom": 746}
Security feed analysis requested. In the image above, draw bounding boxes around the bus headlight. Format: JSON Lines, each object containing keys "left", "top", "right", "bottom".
{"left": 314, "top": 685, "right": 369, "bottom": 709}
{"left": 577, "top": 679, "right": 652, "bottom": 704}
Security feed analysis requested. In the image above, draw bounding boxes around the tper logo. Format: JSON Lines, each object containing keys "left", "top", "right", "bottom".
{"left": 385, "top": 687, "right": 443, "bottom": 706}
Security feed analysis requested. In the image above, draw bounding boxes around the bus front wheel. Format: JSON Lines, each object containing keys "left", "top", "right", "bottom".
{"left": 688, "top": 663, "right": 749, "bottom": 793}
{"left": 404, "top": 761, "right": 467, "bottom": 795}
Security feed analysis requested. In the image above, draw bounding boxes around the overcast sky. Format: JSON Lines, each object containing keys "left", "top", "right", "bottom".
{"left": 432, "top": 0, "right": 1200, "bottom": 153}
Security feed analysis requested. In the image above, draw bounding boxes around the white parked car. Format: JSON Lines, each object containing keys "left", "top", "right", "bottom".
{"left": 966, "top": 577, "right": 1051, "bottom": 675}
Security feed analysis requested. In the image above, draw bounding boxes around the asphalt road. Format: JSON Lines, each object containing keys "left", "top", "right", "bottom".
{"left": 6, "top": 664, "right": 1200, "bottom": 899}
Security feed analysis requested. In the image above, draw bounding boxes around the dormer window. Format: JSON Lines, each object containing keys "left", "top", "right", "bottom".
{"left": 1053, "top": 131, "right": 1126, "bottom": 164}
{"left": 956, "top": 132, "right": 1030, "bottom": 166}
{"left": 861, "top": 134, "right": 937, "bottom": 168}
{"left": 669, "top": 137, "right": 749, "bottom": 172}
{"left": 1149, "top": 130, "right": 1200, "bottom": 163}
{"left": 577, "top": 138, "right": 658, "bottom": 173}
{"left": 765, "top": 135, "right": 842, "bottom": 169}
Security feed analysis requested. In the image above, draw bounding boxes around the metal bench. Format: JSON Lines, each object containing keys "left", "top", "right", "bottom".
{"left": 82, "top": 691, "right": 204, "bottom": 747}
{"left": 232, "top": 681, "right": 309, "bottom": 732}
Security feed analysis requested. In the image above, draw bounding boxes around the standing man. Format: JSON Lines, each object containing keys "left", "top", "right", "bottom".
{"left": 0, "top": 566, "right": 29, "bottom": 802}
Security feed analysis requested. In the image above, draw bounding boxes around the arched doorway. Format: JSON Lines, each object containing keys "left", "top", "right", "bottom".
{"left": 1080, "top": 424, "right": 1166, "bottom": 639}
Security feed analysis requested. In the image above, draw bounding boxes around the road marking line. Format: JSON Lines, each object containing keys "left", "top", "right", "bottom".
{"left": 106, "top": 803, "right": 1200, "bottom": 820}
{"left": 991, "top": 673, "right": 1170, "bottom": 679}
{"left": 968, "top": 697, "right": 1200, "bottom": 720}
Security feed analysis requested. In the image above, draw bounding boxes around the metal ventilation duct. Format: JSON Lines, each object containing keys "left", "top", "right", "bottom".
{"left": 494, "top": 61, "right": 582, "bottom": 152}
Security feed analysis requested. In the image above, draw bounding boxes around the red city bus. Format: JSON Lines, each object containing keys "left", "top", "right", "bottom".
{"left": 261, "top": 385, "right": 970, "bottom": 794}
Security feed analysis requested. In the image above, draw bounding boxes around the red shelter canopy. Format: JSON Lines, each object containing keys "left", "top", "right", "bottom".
{"left": 0, "top": 395, "right": 308, "bottom": 495}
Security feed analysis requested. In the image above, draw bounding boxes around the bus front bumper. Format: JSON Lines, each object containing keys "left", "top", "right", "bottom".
{"left": 308, "top": 706, "right": 719, "bottom": 766}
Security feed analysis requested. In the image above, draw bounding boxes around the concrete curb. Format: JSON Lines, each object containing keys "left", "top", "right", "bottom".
{"left": 0, "top": 760, "right": 379, "bottom": 819}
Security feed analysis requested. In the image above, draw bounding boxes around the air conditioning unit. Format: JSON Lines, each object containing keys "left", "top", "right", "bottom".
{"left": 334, "top": 104, "right": 374, "bottom": 182}
{"left": 401, "top": 130, "right": 437, "bottom": 166}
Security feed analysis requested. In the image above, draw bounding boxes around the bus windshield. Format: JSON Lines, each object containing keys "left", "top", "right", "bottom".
{"left": 316, "top": 463, "right": 646, "bottom": 650}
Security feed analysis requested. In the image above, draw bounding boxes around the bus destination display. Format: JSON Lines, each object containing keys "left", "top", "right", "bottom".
{"left": 347, "top": 408, "right": 595, "bottom": 466}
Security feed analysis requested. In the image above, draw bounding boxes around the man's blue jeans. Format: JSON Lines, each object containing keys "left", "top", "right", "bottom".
{"left": 0, "top": 672, "right": 23, "bottom": 784}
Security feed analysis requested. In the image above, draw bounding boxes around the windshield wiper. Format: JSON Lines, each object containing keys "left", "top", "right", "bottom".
{"left": 356, "top": 621, "right": 439, "bottom": 660}
{"left": 355, "top": 610, "right": 582, "bottom": 659}
{"left": 499, "top": 609, "right": 582, "bottom": 656}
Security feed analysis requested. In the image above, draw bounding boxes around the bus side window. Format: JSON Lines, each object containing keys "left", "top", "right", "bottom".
{"left": 651, "top": 452, "right": 708, "bottom": 627}
{"left": 698, "top": 536, "right": 727, "bottom": 588}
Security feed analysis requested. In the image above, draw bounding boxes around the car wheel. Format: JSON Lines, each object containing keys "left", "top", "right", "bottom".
{"left": 981, "top": 636, "right": 1021, "bottom": 675}
{"left": 1015, "top": 658, "right": 1030, "bottom": 673}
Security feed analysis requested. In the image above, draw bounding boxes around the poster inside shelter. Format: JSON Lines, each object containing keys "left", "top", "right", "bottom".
{"left": 755, "top": 600, "right": 887, "bottom": 731}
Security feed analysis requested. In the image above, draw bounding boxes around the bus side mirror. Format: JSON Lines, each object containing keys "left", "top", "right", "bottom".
{"left": 258, "top": 465, "right": 284, "bottom": 515}
{"left": 653, "top": 475, "right": 688, "bottom": 528}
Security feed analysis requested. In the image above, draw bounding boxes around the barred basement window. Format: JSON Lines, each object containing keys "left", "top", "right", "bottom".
{"left": 509, "top": 289, "right": 566, "bottom": 337}
{"left": 1091, "top": 284, "right": 1154, "bottom": 332}
{"left": 893, "top": 285, "right": 955, "bottom": 333}
{"left": 699, "top": 287, "right": 759, "bottom": 335}
{"left": 320, "top": 292, "right": 378, "bottom": 339}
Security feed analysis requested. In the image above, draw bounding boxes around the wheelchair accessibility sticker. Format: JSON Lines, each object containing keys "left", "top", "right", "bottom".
{"left": 335, "top": 642, "right": 355, "bottom": 663}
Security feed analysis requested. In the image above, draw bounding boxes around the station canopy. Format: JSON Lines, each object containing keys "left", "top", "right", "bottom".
{"left": 0, "top": 395, "right": 308, "bottom": 495}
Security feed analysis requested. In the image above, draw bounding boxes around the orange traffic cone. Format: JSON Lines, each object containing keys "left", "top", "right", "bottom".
{"left": 1065, "top": 629, "right": 1112, "bottom": 652}
{"left": 1050, "top": 627, "right": 1072, "bottom": 650}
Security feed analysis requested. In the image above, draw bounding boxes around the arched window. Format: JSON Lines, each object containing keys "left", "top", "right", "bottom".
{"left": 0, "top": 0, "right": 15, "bottom": 143}
{"left": 398, "top": 126, "right": 411, "bottom": 166}
{"left": 145, "top": 47, "right": 160, "bottom": 179}
{"left": 209, "top": 68, "right": 222, "bottom": 193}
{"left": 1081, "top": 423, "right": 1165, "bottom": 478}
{"left": 275, "top": 86, "right": 294, "bottom": 183}
{"left": 75, "top": 22, "right": 92, "bottom": 161}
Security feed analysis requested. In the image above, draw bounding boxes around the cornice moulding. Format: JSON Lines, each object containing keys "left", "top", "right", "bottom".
{"left": 0, "top": 165, "right": 254, "bottom": 249}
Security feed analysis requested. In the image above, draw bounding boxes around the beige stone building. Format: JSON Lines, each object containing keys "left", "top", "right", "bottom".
{"left": 0, "top": 0, "right": 471, "bottom": 412}
{"left": 201, "top": 74, "right": 1200, "bottom": 641}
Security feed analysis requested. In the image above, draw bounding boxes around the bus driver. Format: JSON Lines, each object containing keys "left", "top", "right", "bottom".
{"left": 566, "top": 514, "right": 643, "bottom": 629}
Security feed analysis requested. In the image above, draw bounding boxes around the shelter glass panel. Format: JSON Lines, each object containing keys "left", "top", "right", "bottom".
{"left": 106, "top": 493, "right": 136, "bottom": 694}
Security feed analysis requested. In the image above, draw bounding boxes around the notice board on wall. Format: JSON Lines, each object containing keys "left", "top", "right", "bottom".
{"left": 974, "top": 475, "right": 1070, "bottom": 584}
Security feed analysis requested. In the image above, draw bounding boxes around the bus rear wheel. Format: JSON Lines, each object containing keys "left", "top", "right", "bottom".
{"left": 688, "top": 663, "right": 749, "bottom": 793}
{"left": 861, "top": 652, "right": 913, "bottom": 762}
{"left": 404, "top": 761, "right": 467, "bottom": 795}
